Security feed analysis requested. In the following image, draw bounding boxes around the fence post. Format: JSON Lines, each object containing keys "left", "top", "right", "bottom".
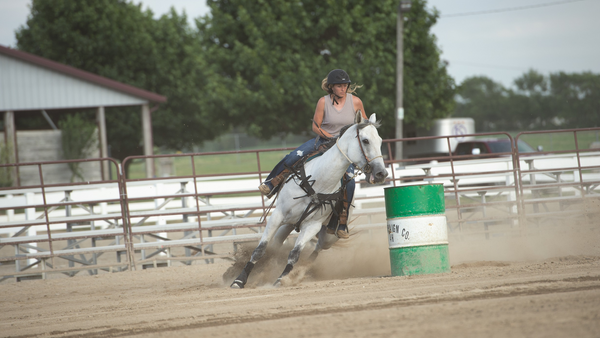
{"left": 181, "top": 182, "right": 192, "bottom": 264}
{"left": 24, "top": 192, "right": 37, "bottom": 268}
{"left": 65, "top": 190, "right": 74, "bottom": 270}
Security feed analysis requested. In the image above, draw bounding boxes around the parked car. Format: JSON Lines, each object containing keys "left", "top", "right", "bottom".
{"left": 453, "top": 138, "right": 536, "bottom": 156}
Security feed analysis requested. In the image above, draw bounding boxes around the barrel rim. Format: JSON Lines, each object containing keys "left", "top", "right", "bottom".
{"left": 384, "top": 183, "right": 445, "bottom": 190}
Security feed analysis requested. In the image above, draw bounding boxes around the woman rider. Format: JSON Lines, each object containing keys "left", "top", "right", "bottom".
{"left": 258, "top": 69, "right": 367, "bottom": 239}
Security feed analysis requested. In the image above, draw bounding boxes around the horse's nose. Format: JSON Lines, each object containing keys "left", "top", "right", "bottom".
{"left": 375, "top": 170, "right": 388, "bottom": 180}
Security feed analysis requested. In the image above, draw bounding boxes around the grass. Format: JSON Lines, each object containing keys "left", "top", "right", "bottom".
{"left": 473, "top": 130, "right": 600, "bottom": 152}
{"left": 513, "top": 130, "right": 600, "bottom": 152}
{"left": 123, "top": 148, "right": 299, "bottom": 180}
{"left": 119, "top": 129, "right": 600, "bottom": 179}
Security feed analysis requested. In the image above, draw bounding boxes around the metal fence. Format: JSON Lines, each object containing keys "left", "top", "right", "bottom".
{"left": 515, "top": 128, "right": 600, "bottom": 229}
{"left": 382, "top": 127, "right": 600, "bottom": 238}
{"left": 1, "top": 128, "right": 600, "bottom": 282}
{"left": 0, "top": 158, "right": 131, "bottom": 281}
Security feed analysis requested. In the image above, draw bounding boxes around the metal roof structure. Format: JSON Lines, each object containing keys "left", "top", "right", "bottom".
{"left": 0, "top": 45, "right": 167, "bottom": 180}
{"left": 0, "top": 45, "right": 166, "bottom": 110}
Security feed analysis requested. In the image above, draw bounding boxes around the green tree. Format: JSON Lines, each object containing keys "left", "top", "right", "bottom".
{"left": 550, "top": 72, "right": 600, "bottom": 128}
{"left": 454, "top": 71, "right": 600, "bottom": 132}
{"left": 510, "top": 69, "right": 554, "bottom": 130}
{"left": 454, "top": 76, "right": 510, "bottom": 132}
{"left": 151, "top": 10, "right": 227, "bottom": 149}
{"left": 15, "top": 0, "right": 221, "bottom": 172}
{"left": 59, "top": 113, "right": 97, "bottom": 182}
{"left": 197, "top": 0, "right": 455, "bottom": 140}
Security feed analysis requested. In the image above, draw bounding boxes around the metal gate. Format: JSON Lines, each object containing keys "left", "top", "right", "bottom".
{"left": 1, "top": 128, "right": 599, "bottom": 282}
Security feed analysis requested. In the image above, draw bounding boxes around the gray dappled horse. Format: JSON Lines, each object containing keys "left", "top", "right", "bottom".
{"left": 231, "top": 112, "right": 388, "bottom": 288}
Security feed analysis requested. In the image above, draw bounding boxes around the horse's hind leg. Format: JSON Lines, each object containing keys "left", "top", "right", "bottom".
{"left": 271, "top": 223, "right": 295, "bottom": 251}
{"left": 230, "top": 211, "right": 284, "bottom": 289}
{"left": 309, "top": 202, "right": 351, "bottom": 261}
{"left": 307, "top": 225, "right": 339, "bottom": 262}
{"left": 273, "top": 222, "right": 322, "bottom": 286}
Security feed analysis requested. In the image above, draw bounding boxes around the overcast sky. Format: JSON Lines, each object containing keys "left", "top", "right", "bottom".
{"left": 1, "top": 0, "right": 598, "bottom": 88}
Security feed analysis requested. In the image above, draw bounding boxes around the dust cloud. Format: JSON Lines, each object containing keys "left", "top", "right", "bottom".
{"left": 450, "top": 199, "right": 600, "bottom": 264}
{"left": 221, "top": 228, "right": 391, "bottom": 288}
{"left": 223, "top": 212, "right": 600, "bottom": 288}
{"left": 450, "top": 226, "right": 600, "bottom": 264}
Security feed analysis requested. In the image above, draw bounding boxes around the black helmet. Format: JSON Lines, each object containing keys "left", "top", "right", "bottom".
{"left": 327, "top": 69, "right": 351, "bottom": 85}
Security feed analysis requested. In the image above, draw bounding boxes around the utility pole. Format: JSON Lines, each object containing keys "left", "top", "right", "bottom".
{"left": 395, "top": 1, "right": 412, "bottom": 161}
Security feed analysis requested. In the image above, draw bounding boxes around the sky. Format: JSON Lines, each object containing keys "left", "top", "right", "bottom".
{"left": 1, "top": 0, "right": 598, "bottom": 89}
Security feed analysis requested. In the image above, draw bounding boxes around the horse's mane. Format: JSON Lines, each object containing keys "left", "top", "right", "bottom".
{"left": 321, "top": 118, "right": 381, "bottom": 151}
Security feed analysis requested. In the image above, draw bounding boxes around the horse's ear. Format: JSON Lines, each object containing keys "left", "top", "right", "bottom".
{"left": 355, "top": 110, "right": 365, "bottom": 124}
{"left": 369, "top": 113, "right": 377, "bottom": 124}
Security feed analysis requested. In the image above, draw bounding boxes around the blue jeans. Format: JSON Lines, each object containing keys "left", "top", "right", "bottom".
{"left": 264, "top": 137, "right": 356, "bottom": 202}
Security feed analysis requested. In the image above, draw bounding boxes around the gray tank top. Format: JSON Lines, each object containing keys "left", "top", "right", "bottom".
{"left": 321, "top": 93, "right": 356, "bottom": 137}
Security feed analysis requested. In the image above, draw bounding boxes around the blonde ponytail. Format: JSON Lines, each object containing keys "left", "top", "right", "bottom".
{"left": 321, "top": 77, "right": 332, "bottom": 93}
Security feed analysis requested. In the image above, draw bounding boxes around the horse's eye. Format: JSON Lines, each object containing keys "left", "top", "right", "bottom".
{"left": 362, "top": 139, "right": 370, "bottom": 145}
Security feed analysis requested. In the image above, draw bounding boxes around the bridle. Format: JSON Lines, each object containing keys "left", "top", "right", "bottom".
{"left": 336, "top": 124, "right": 383, "bottom": 175}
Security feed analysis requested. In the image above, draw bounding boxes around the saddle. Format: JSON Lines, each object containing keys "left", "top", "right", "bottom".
{"left": 265, "top": 137, "right": 331, "bottom": 195}
{"left": 268, "top": 149, "right": 352, "bottom": 235}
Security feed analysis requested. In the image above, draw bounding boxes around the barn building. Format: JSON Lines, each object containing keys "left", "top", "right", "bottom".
{"left": 0, "top": 45, "right": 167, "bottom": 185}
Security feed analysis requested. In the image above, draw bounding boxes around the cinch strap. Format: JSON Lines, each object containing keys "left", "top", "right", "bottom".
{"left": 289, "top": 164, "right": 350, "bottom": 233}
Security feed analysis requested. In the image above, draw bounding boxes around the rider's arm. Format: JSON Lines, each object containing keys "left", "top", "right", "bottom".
{"left": 353, "top": 96, "right": 368, "bottom": 119}
{"left": 312, "top": 97, "right": 333, "bottom": 139}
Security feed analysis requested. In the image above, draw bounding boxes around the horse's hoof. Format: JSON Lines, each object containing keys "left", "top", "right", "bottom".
{"left": 230, "top": 280, "right": 244, "bottom": 289}
{"left": 273, "top": 279, "right": 282, "bottom": 288}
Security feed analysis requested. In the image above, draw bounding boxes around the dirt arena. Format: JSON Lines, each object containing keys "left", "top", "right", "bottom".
{"left": 1, "top": 225, "right": 599, "bottom": 338}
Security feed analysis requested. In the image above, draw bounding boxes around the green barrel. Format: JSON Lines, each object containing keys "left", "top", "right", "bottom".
{"left": 384, "top": 184, "right": 450, "bottom": 276}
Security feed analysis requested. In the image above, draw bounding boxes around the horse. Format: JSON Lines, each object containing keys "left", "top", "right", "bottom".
{"left": 230, "top": 112, "right": 388, "bottom": 288}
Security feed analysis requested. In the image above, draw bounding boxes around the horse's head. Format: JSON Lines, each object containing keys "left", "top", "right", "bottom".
{"left": 345, "top": 112, "right": 388, "bottom": 185}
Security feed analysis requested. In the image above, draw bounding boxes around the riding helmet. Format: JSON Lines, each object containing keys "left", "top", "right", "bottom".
{"left": 327, "top": 69, "right": 351, "bottom": 85}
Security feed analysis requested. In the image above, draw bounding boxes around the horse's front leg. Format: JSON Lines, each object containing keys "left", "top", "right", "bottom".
{"left": 230, "top": 210, "right": 284, "bottom": 289}
{"left": 273, "top": 221, "right": 322, "bottom": 286}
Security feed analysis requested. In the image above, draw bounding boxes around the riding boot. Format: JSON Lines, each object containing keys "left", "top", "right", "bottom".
{"left": 326, "top": 213, "right": 339, "bottom": 235}
{"left": 259, "top": 150, "right": 320, "bottom": 198}
{"left": 336, "top": 208, "right": 350, "bottom": 239}
{"left": 328, "top": 184, "right": 351, "bottom": 238}
{"left": 258, "top": 181, "right": 273, "bottom": 195}
{"left": 259, "top": 168, "right": 291, "bottom": 198}
{"left": 326, "top": 199, "right": 349, "bottom": 239}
